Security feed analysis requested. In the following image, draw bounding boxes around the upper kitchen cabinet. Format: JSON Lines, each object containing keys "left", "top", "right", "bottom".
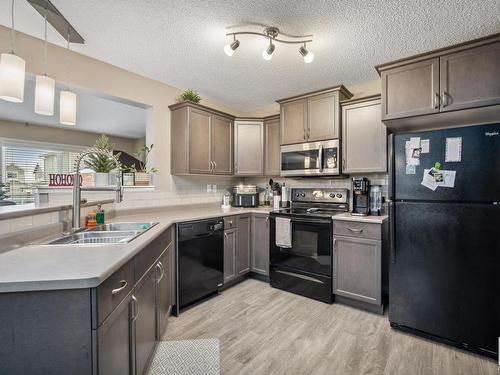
{"left": 277, "top": 85, "right": 353, "bottom": 145}
{"left": 264, "top": 115, "right": 281, "bottom": 176}
{"left": 341, "top": 96, "right": 387, "bottom": 173}
{"left": 380, "top": 58, "right": 440, "bottom": 120}
{"left": 234, "top": 120, "right": 264, "bottom": 176}
{"left": 376, "top": 35, "right": 500, "bottom": 131}
{"left": 170, "top": 102, "right": 234, "bottom": 175}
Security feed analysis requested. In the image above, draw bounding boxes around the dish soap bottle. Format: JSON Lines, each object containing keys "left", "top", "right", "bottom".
{"left": 96, "top": 204, "right": 105, "bottom": 225}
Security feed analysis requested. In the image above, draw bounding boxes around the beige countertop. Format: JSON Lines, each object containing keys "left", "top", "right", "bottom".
{"left": 0, "top": 204, "right": 273, "bottom": 293}
{"left": 333, "top": 212, "right": 389, "bottom": 224}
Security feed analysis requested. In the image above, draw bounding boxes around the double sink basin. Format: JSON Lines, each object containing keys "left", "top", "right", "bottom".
{"left": 46, "top": 222, "right": 159, "bottom": 245}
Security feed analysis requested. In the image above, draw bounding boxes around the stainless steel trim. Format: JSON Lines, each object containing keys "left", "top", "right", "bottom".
{"left": 389, "top": 201, "right": 396, "bottom": 264}
{"left": 111, "top": 280, "right": 128, "bottom": 295}
{"left": 318, "top": 145, "right": 323, "bottom": 171}
{"left": 275, "top": 270, "right": 324, "bottom": 284}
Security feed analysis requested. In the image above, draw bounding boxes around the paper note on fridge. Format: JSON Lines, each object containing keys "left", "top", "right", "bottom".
{"left": 406, "top": 140, "right": 420, "bottom": 166}
{"left": 421, "top": 169, "right": 456, "bottom": 190}
{"left": 445, "top": 137, "right": 462, "bottom": 162}
{"left": 421, "top": 139, "right": 430, "bottom": 153}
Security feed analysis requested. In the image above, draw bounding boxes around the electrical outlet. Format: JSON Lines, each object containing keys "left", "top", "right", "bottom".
{"left": 206, "top": 184, "right": 212, "bottom": 193}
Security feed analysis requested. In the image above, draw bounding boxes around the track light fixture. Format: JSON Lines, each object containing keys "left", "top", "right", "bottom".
{"left": 224, "top": 25, "right": 314, "bottom": 63}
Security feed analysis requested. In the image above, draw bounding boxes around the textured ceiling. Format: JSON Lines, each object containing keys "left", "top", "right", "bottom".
{"left": 1, "top": 0, "right": 499, "bottom": 112}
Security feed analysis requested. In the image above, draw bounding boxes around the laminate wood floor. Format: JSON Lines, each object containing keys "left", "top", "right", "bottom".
{"left": 163, "top": 279, "right": 498, "bottom": 375}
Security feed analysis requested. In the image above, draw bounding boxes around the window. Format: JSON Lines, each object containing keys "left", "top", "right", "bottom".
{"left": 0, "top": 139, "right": 86, "bottom": 205}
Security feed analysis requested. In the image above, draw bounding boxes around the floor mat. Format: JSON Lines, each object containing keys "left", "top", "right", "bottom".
{"left": 147, "top": 338, "right": 220, "bottom": 375}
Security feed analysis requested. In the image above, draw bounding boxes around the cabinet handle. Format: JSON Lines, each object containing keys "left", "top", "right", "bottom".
{"left": 342, "top": 159, "right": 346, "bottom": 171}
{"left": 224, "top": 232, "right": 228, "bottom": 240}
{"left": 156, "top": 262, "right": 165, "bottom": 283}
{"left": 303, "top": 128, "right": 306, "bottom": 140}
{"left": 348, "top": 228, "right": 363, "bottom": 233}
{"left": 442, "top": 91, "right": 449, "bottom": 107}
{"left": 307, "top": 127, "right": 310, "bottom": 139}
{"left": 213, "top": 161, "right": 217, "bottom": 172}
{"left": 131, "top": 295, "right": 139, "bottom": 321}
{"left": 434, "top": 92, "right": 440, "bottom": 109}
{"left": 111, "top": 280, "right": 128, "bottom": 295}
{"left": 333, "top": 238, "right": 337, "bottom": 248}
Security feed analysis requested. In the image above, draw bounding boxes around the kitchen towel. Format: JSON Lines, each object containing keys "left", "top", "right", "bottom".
{"left": 275, "top": 217, "right": 292, "bottom": 248}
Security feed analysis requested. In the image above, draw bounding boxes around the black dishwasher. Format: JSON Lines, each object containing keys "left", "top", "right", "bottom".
{"left": 177, "top": 218, "right": 224, "bottom": 312}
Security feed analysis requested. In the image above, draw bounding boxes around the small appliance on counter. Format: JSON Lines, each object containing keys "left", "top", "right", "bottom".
{"left": 232, "top": 185, "right": 259, "bottom": 207}
{"left": 369, "top": 185, "right": 383, "bottom": 216}
{"left": 280, "top": 182, "right": 290, "bottom": 208}
{"left": 352, "top": 177, "right": 370, "bottom": 216}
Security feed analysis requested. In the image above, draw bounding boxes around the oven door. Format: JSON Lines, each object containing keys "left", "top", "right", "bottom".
{"left": 280, "top": 140, "right": 339, "bottom": 176}
{"left": 269, "top": 215, "right": 332, "bottom": 276}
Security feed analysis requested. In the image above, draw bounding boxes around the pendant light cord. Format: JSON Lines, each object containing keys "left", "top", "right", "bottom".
{"left": 10, "top": 0, "right": 16, "bottom": 54}
{"left": 43, "top": 10, "right": 48, "bottom": 75}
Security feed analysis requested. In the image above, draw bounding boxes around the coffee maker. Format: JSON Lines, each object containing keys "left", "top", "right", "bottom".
{"left": 352, "top": 177, "right": 370, "bottom": 216}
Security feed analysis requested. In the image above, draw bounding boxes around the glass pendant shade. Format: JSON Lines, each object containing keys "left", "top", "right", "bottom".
{"left": 59, "top": 90, "right": 77, "bottom": 125}
{"left": 34, "top": 75, "right": 55, "bottom": 115}
{"left": 0, "top": 53, "right": 26, "bottom": 103}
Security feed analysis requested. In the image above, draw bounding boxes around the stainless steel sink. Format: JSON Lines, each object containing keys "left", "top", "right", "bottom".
{"left": 44, "top": 222, "right": 159, "bottom": 245}
{"left": 87, "top": 222, "right": 158, "bottom": 232}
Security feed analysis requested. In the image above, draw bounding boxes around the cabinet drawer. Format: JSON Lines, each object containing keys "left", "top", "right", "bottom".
{"left": 333, "top": 220, "right": 381, "bottom": 240}
{"left": 224, "top": 216, "right": 238, "bottom": 230}
{"left": 95, "top": 260, "right": 134, "bottom": 327}
{"left": 135, "top": 227, "right": 172, "bottom": 283}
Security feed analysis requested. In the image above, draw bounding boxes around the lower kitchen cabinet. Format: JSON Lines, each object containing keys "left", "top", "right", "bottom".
{"left": 251, "top": 214, "right": 270, "bottom": 276}
{"left": 333, "top": 235, "right": 381, "bottom": 306}
{"left": 224, "top": 228, "right": 237, "bottom": 283}
{"left": 96, "top": 293, "right": 133, "bottom": 375}
{"left": 237, "top": 215, "right": 251, "bottom": 275}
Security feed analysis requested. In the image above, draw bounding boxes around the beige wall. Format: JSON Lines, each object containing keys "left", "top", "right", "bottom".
{"left": 0, "top": 26, "right": 247, "bottom": 192}
{"left": 0, "top": 119, "right": 143, "bottom": 155}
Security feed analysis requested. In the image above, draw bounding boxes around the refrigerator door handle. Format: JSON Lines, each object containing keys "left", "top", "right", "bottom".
{"left": 389, "top": 201, "right": 395, "bottom": 263}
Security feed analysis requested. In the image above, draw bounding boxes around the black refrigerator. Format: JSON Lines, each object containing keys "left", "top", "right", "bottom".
{"left": 389, "top": 123, "right": 500, "bottom": 359}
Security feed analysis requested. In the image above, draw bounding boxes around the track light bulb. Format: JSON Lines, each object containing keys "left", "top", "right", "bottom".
{"left": 224, "top": 39, "right": 240, "bottom": 56}
{"left": 299, "top": 46, "right": 314, "bottom": 63}
{"left": 262, "top": 42, "right": 275, "bottom": 61}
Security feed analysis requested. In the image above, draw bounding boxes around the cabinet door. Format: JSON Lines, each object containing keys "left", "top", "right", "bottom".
{"left": 342, "top": 99, "right": 387, "bottom": 173}
{"left": 156, "top": 245, "right": 172, "bottom": 340}
{"left": 307, "top": 91, "right": 339, "bottom": 141}
{"left": 97, "top": 294, "right": 132, "bottom": 375}
{"left": 212, "top": 115, "right": 233, "bottom": 175}
{"left": 381, "top": 58, "right": 440, "bottom": 120}
{"left": 440, "top": 42, "right": 500, "bottom": 112}
{"left": 234, "top": 121, "right": 264, "bottom": 176}
{"left": 223, "top": 229, "right": 237, "bottom": 283}
{"left": 333, "top": 235, "right": 381, "bottom": 305}
{"left": 133, "top": 267, "right": 157, "bottom": 375}
{"left": 280, "top": 100, "right": 307, "bottom": 145}
{"left": 188, "top": 108, "right": 212, "bottom": 174}
{"left": 251, "top": 214, "right": 270, "bottom": 276}
{"left": 237, "top": 215, "right": 251, "bottom": 275}
{"left": 264, "top": 118, "right": 281, "bottom": 176}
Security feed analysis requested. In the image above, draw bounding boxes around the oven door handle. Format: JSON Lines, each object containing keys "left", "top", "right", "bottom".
{"left": 275, "top": 269, "right": 324, "bottom": 284}
{"left": 317, "top": 145, "right": 324, "bottom": 172}
{"left": 272, "top": 216, "right": 332, "bottom": 225}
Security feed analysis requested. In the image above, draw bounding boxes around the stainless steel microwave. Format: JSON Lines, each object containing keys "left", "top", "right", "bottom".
{"left": 280, "top": 139, "right": 340, "bottom": 177}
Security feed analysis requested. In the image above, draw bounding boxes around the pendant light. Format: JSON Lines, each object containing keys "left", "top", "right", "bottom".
{"left": 262, "top": 39, "right": 275, "bottom": 61}
{"left": 0, "top": 0, "right": 26, "bottom": 103}
{"left": 35, "top": 10, "right": 55, "bottom": 116}
{"left": 59, "top": 31, "right": 76, "bottom": 125}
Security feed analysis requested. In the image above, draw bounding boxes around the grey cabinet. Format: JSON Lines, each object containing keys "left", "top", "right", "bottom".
{"left": 237, "top": 215, "right": 251, "bottom": 275}
{"left": 224, "top": 228, "right": 237, "bottom": 283}
{"left": 155, "top": 244, "right": 173, "bottom": 340}
{"left": 381, "top": 58, "right": 440, "bottom": 120}
{"left": 440, "top": 41, "right": 500, "bottom": 112}
{"left": 341, "top": 96, "right": 387, "bottom": 173}
{"left": 264, "top": 116, "right": 280, "bottom": 176}
{"left": 278, "top": 86, "right": 352, "bottom": 145}
{"left": 280, "top": 99, "right": 307, "bottom": 145}
{"left": 251, "top": 214, "right": 270, "bottom": 276}
{"left": 333, "top": 235, "right": 381, "bottom": 306}
{"left": 378, "top": 36, "right": 500, "bottom": 127}
{"left": 96, "top": 294, "right": 132, "bottom": 375}
{"left": 308, "top": 91, "right": 340, "bottom": 141}
{"left": 132, "top": 266, "right": 157, "bottom": 375}
{"left": 234, "top": 121, "right": 264, "bottom": 176}
{"left": 170, "top": 102, "right": 234, "bottom": 176}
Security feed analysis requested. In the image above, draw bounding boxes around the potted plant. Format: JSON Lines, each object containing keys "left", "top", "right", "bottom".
{"left": 84, "top": 135, "right": 121, "bottom": 186}
{"left": 179, "top": 89, "right": 201, "bottom": 103}
{"left": 131, "top": 144, "right": 157, "bottom": 186}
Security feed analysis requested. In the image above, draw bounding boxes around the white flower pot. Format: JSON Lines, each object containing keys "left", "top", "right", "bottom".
{"left": 94, "top": 172, "right": 109, "bottom": 187}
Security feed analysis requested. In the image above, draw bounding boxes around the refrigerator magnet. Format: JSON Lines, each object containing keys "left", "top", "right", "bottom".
{"left": 445, "top": 137, "right": 462, "bottom": 162}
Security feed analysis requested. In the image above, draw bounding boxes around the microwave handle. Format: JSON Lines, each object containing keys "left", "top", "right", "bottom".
{"left": 318, "top": 145, "right": 324, "bottom": 172}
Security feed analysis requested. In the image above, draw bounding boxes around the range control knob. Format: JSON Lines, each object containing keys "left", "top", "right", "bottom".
{"left": 336, "top": 193, "right": 343, "bottom": 198}
{"left": 300, "top": 193, "right": 306, "bottom": 197}
{"left": 329, "top": 193, "right": 336, "bottom": 198}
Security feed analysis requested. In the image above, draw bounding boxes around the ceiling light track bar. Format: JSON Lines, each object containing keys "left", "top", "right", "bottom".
{"left": 225, "top": 31, "right": 312, "bottom": 45}
{"left": 27, "top": 0, "right": 85, "bottom": 44}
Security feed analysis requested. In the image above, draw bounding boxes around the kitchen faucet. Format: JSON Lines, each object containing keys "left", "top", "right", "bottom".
{"left": 72, "top": 148, "right": 123, "bottom": 231}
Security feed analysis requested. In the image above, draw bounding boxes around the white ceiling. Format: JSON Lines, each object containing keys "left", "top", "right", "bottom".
{"left": 1, "top": 0, "right": 499, "bottom": 112}
{"left": 0, "top": 77, "right": 146, "bottom": 138}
